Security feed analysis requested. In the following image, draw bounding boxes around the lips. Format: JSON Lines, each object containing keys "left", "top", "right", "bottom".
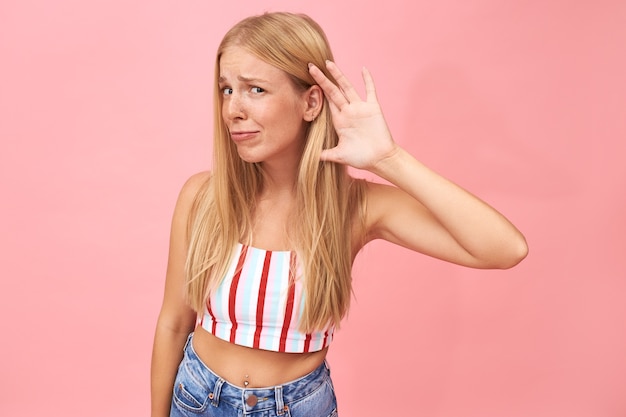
{"left": 230, "top": 131, "right": 259, "bottom": 142}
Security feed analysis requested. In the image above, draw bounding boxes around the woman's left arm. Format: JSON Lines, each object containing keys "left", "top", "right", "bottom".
{"left": 309, "top": 61, "right": 528, "bottom": 269}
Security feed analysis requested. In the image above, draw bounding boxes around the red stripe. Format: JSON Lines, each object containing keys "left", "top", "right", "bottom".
{"left": 205, "top": 299, "right": 217, "bottom": 334}
{"left": 322, "top": 330, "right": 329, "bottom": 349}
{"left": 303, "top": 333, "right": 312, "bottom": 353}
{"left": 228, "top": 245, "right": 248, "bottom": 344}
{"left": 279, "top": 251, "right": 297, "bottom": 352}
{"left": 253, "top": 251, "right": 272, "bottom": 349}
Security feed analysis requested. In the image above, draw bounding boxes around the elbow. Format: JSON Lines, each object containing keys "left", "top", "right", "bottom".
{"left": 472, "top": 234, "right": 528, "bottom": 270}
{"left": 497, "top": 235, "right": 529, "bottom": 269}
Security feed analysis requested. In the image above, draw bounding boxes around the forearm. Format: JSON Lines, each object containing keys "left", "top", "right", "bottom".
{"left": 371, "top": 146, "right": 527, "bottom": 268}
{"left": 150, "top": 322, "right": 193, "bottom": 417}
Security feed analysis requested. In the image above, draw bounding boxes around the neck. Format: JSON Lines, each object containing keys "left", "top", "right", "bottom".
{"left": 258, "top": 160, "right": 300, "bottom": 197}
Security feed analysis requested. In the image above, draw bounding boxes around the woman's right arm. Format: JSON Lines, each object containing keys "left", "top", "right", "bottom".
{"left": 150, "top": 172, "right": 210, "bottom": 417}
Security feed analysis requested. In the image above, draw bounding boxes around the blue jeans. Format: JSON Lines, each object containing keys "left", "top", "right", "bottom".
{"left": 170, "top": 334, "right": 338, "bottom": 417}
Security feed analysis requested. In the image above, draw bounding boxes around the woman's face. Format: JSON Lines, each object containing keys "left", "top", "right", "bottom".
{"left": 218, "top": 46, "right": 312, "bottom": 167}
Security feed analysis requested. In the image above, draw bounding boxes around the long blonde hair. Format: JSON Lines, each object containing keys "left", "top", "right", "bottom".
{"left": 185, "top": 12, "right": 366, "bottom": 332}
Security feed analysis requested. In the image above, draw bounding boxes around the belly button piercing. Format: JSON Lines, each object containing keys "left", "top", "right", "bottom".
{"left": 244, "top": 374, "right": 249, "bottom": 387}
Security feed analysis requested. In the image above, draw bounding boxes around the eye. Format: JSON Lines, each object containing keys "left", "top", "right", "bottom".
{"left": 222, "top": 87, "right": 233, "bottom": 96}
{"left": 251, "top": 87, "right": 265, "bottom": 94}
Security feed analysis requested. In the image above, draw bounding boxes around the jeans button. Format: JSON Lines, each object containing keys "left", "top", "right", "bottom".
{"left": 246, "top": 394, "right": 258, "bottom": 406}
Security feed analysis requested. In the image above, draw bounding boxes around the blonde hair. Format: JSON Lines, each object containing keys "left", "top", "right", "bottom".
{"left": 185, "top": 12, "right": 366, "bottom": 332}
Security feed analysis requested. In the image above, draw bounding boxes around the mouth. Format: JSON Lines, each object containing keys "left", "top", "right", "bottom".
{"left": 230, "top": 131, "right": 259, "bottom": 142}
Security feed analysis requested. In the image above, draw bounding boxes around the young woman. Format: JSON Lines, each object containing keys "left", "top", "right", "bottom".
{"left": 151, "top": 12, "right": 528, "bottom": 417}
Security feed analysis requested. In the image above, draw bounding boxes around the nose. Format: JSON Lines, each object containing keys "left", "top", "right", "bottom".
{"left": 224, "top": 93, "right": 246, "bottom": 120}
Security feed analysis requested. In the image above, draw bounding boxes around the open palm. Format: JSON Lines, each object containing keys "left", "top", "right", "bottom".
{"left": 309, "top": 61, "right": 398, "bottom": 170}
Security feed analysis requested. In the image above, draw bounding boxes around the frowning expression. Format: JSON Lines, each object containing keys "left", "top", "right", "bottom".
{"left": 219, "top": 46, "right": 314, "bottom": 166}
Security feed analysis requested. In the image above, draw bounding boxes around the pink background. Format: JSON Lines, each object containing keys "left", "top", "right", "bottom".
{"left": 1, "top": 1, "right": 625, "bottom": 416}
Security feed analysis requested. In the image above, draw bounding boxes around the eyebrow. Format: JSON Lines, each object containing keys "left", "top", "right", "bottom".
{"left": 218, "top": 75, "right": 269, "bottom": 84}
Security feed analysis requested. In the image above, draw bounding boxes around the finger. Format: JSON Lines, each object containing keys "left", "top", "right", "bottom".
{"left": 325, "top": 60, "right": 362, "bottom": 104}
{"left": 362, "top": 66, "right": 379, "bottom": 103}
{"left": 326, "top": 97, "right": 340, "bottom": 116}
{"left": 319, "top": 147, "right": 344, "bottom": 164}
{"left": 308, "top": 63, "right": 349, "bottom": 108}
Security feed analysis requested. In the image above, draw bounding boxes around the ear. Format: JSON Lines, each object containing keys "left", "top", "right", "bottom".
{"left": 302, "top": 85, "right": 323, "bottom": 122}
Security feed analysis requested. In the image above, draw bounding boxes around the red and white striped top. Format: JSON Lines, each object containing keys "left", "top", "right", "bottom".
{"left": 199, "top": 243, "right": 334, "bottom": 353}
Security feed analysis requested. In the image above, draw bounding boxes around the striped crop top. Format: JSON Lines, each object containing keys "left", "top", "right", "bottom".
{"left": 199, "top": 243, "right": 334, "bottom": 353}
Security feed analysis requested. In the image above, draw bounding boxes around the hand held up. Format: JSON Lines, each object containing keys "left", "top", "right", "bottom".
{"left": 308, "top": 61, "right": 398, "bottom": 171}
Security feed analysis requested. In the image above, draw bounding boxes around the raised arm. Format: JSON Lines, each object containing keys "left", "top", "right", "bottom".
{"left": 308, "top": 61, "right": 527, "bottom": 269}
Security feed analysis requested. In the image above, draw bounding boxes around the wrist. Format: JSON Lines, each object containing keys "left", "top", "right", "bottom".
{"left": 370, "top": 144, "right": 405, "bottom": 178}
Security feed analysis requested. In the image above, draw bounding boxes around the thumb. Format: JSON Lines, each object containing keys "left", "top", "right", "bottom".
{"left": 319, "top": 147, "right": 344, "bottom": 164}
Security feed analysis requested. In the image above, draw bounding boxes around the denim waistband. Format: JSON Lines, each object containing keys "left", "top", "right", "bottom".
{"left": 183, "top": 333, "right": 331, "bottom": 415}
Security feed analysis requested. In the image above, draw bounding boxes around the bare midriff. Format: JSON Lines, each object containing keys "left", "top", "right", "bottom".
{"left": 191, "top": 326, "right": 328, "bottom": 388}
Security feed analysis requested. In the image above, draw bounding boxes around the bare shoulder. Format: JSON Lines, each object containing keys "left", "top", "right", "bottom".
{"left": 176, "top": 171, "right": 211, "bottom": 205}
{"left": 170, "top": 171, "right": 212, "bottom": 225}
{"left": 178, "top": 171, "right": 212, "bottom": 202}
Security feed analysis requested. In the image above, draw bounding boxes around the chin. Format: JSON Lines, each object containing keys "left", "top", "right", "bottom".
{"left": 236, "top": 151, "right": 263, "bottom": 164}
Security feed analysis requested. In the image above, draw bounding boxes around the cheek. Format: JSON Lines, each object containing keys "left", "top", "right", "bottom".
{"left": 219, "top": 100, "right": 228, "bottom": 123}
